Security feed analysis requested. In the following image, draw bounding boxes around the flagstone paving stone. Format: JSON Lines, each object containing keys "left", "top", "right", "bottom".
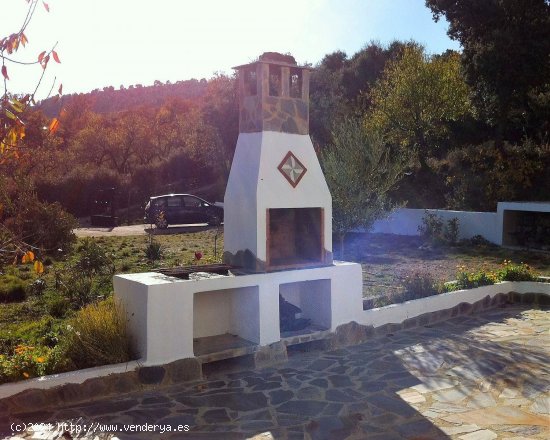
{"left": 1, "top": 305, "right": 549, "bottom": 439}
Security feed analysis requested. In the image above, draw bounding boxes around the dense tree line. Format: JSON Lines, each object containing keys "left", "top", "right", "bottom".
{"left": 2, "top": 0, "right": 549, "bottom": 231}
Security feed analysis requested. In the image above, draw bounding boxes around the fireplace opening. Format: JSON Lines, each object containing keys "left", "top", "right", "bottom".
{"left": 193, "top": 286, "right": 260, "bottom": 356}
{"left": 279, "top": 280, "right": 331, "bottom": 336}
{"left": 267, "top": 208, "right": 324, "bottom": 270}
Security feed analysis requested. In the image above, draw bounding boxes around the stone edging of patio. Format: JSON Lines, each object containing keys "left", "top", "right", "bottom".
{"left": 0, "top": 281, "right": 548, "bottom": 414}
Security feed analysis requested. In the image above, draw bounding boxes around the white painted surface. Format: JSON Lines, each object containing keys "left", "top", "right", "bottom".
{"left": 496, "top": 201, "right": 550, "bottom": 245}
{"left": 0, "top": 361, "right": 141, "bottom": 401}
{"left": 371, "top": 202, "right": 550, "bottom": 246}
{"left": 357, "top": 281, "right": 550, "bottom": 328}
{"left": 232, "top": 286, "right": 261, "bottom": 343}
{"left": 280, "top": 280, "right": 332, "bottom": 329}
{"left": 114, "top": 262, "right": 362, "bottom": 364}
{"left": 371, "top": 208, "right": 500, "bottom": 243}
{"left": 224, "top": 131, "right": 333, "bottom": 262}
{"left": 497, "top": 201, "right": 550, "bottom": 213}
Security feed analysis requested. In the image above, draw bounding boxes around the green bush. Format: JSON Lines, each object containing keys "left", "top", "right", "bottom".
{"left": 75, "top": 238, "right": 115, "bottom": 276}
{"left": 145, "top": 241, "right": 163, "bottom": 261}
{"left": 4, "top": 200, "right": 77, "bottom": 254}
{"left": 47, "top": 297, "right": 70, "bottom": 318}
{"left": 496, "top": 260, "right": 539, "bottom": 282}
{"left": 418, "top": 212, "right": 444, "bottom": 243}
{"left": 0, "top": 275, "right": 27, "bottom": 302}
{"left": 418, "top": 212, "right": 460, "bottom": 246}
{"left": 58, "top": 239, "right": 115, "bottom": 308}
{"left": 444, "top": 217, "right": 460, "bottom": 245}
{"left": 61, "top": 298, "right": 135, "bottom": 369}
{"left": 401, "top": 271, "right": 440, "bottom": 301}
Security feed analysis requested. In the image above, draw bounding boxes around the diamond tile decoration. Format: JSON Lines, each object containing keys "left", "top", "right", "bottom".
{"left": 278, "top": 151, "right": 307, "bottom": 188}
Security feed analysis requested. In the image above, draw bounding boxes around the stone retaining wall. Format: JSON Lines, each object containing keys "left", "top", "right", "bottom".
{"left": 1, "top": 290, "right": 548, "bottom": 413}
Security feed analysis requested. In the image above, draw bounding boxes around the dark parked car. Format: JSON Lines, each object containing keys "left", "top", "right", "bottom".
{"left": 144, "top": 194, "right": 223, "bottom": 228}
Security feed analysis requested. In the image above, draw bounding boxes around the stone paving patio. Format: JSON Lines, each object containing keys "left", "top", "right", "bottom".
{"left": 1, "top": 305, "right": 548, "bottom": 439}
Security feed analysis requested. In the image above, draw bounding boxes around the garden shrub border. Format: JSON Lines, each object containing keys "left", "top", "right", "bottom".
{"left": 0, "top": 281, "right": 548, "bottom": 412}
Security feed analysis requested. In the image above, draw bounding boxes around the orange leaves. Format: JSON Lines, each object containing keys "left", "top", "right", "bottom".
{"left": 1, "top": 65, "right": 8, "bottom": 80}
{"left": 0, "top": 124, "right": 26, "bottom": 155}
{"left": 37, "top": 50, "right": 60, "bottom": 69}
{"left": 22, "top": 251, "right": 35, "bottom": 263}
{"left": 34, "top": 260, "right": 44, "bottom": 274}
{"left": 49, "top": 117, "right": 59, "bottom": 134}
{"left": 20, "top": 251, "right": 44, "bottom": 274}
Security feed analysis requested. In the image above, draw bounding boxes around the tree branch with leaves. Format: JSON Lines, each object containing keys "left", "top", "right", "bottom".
{"left": 1, "top": 0, "right": 62, "bottom": 162}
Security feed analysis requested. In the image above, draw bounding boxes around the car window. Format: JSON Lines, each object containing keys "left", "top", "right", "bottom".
{"left": 183, "top": 196, "right": 202, "bottom": 208}
{"left": 167, "top": 197, "right": 182, "bottom": 207}
{"left": 153, "top": 199, "right": 167, "bottom": 208}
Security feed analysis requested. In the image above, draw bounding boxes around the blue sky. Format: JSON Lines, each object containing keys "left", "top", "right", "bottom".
{"left": 3, "top": 0, "right": 460, "bottom": 97}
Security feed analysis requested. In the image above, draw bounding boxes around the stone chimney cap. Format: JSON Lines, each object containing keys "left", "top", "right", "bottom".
{"left": 233, "top": 52, "right": 313, "bottom": 70}
{"left": 259, "top": 52, "right": 296, "bottom": 65}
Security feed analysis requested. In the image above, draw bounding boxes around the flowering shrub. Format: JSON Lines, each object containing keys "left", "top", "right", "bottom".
{"left": 454, "top": 264, "right": 498, "bottom": 290}
{"left": 0, "top": 344, "right": 60, "bottom": 384}
{"left": 444, "top": 260, "right": 540, "bottom": 292}
{"left": 496, "top": 260, "right": 538, "bottom": 282}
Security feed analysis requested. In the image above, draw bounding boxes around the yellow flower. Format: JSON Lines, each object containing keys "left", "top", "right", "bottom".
{"left": 36, "top": 357, "right": 45, "bottom": 363}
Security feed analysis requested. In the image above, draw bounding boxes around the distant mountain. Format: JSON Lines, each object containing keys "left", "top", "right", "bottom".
{"left": 38, "top": 79, "right": 209, "bottom": 116}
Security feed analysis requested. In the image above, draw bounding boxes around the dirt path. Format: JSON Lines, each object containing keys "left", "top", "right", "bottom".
{"left": 74, "top": 224, "right": 149, "bottom": 237}
{"left": 74, "top": 223, "right": 214, "bottom": 237}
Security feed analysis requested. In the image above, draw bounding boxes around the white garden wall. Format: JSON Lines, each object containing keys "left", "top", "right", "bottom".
{"left": 370, "top": 208, "right": 499, "bottom": 243}
{"left": 370, "top": 202, "right": 550, "bottom": 246}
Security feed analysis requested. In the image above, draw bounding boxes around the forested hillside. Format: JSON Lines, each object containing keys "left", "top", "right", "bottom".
{"left": 39, "top": 79, "right": 208, "bottom": 117}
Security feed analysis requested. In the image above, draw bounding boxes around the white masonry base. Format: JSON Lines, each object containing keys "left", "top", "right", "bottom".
{"left": 113, "top": 262, "right": 363, "bottom": 365}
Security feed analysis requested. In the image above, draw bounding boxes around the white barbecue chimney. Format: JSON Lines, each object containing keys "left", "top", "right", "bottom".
{"left": 224, "top": 53, "right": 333, "bottom": 272}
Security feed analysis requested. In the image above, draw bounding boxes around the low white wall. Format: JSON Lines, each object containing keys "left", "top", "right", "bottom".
{"left": 356, "top": 281, "right": 549, "bottom": 329}
{"left": 371, "top": 208, "right": 500, "bottom": 243}
{"left": 0, "top": 361, "right": 141, "bottom": 401}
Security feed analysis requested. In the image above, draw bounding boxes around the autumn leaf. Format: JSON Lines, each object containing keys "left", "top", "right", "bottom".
{"left": 58, "top": 83, "right": 63, "bottom": 95}
{"left": 52, "top": 50, "right": 61, "bottom": 63}
{"left": 42, "top": 1, "right": 49, "bottom": 12}
{"left": 1, "top": 65, "right": 9, "bottom": 80}
{"left": 34, "top": 260, "right": 44, "bottom": 274}
{"left": 41, "top": 54, "right": 50, "bottom": 69}
{"left": 22, "top": 251, "right": 35, "bottom": 263}
{"left": 38, "top": 51, "right": 46, "bottom": 63}
{"left": 49, "top": 117, "right": 59, "bottom": 134}
{"left": 10, "top": 99, "right": 24, "bottom": 112}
